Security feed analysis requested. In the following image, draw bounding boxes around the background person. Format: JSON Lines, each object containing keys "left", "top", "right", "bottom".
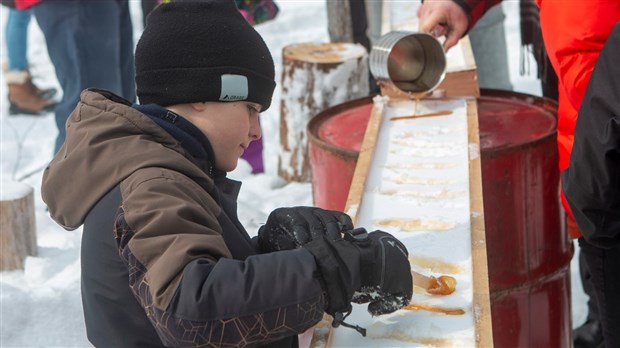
{"left": 28, "top": 0, "right": 136, "bottom": 154}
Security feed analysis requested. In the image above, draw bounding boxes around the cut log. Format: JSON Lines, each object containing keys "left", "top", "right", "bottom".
{"left": 0, "top": 181, "right": 37, "bottom": 270}
{"left": 278, "top": 42, "right": 369, "bottom": 182}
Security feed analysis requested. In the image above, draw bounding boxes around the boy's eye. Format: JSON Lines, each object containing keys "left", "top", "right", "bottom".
{"left": 247, "top": 104, "right": 260, "bottom": 114}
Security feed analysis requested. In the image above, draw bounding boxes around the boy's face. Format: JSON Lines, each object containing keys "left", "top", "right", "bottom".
{"left": 183, "top": 101, "right": 262, "bottom": 172}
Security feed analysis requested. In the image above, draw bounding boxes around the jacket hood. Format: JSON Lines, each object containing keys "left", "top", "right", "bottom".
{"left": 42, "top": 89, "right": 214, "bottom": 230}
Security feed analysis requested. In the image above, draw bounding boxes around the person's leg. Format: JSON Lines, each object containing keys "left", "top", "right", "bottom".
{"left": 6, "top": 8, "right": 31, "bottom": 71}
{"left": 141, "top": 0, "right": 159, "bottom": 28}
{"left": 541, "top": 56, "right": 559, "bottom": 101}
{"left": 117, "top": 0, "right": 136, "bottom": 102}
{"left": 348, "top": 0, "right": 377, "bottom": 94}
{"left": 580, "top": 250, "right": 600, "bottom": 322}
{"left": 579, "top": 238, "right": 620, "bottom": 347}
{"left": 349, "top": 0, "right": 370, "bottom": 52}
{"left": 5, "top": 8, "right": 56, "bottom": 115}
{"left": 33, "top": 0, "right": 135, "bottom": 153}
{"left": 364, "top": 0, "right": 382, "bottom": 48}
{"left": 572, "top": 247, "right": 604, "bottom": 348}
{"left": 468, "top": 4, "right": 513, "bottom": 91}
{"left": 599, "top": 245, "right": 620, "bottom": 347}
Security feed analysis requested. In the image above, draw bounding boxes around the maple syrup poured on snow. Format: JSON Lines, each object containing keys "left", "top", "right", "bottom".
{"left": 404, "top": 303, "right": 465, "bottom": 315}
{"left": 389, "top": 95, "right": 453, "bottom": 121}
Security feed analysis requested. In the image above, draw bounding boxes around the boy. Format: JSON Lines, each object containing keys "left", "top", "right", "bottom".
{"left": 41, "top": 1, "right": 412, "bottom": 347}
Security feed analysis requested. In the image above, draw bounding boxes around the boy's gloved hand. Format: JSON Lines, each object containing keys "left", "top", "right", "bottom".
{"left": 257, "top": 206, "right": 353, "bottom": 253}
{"left": 303, "top": 228, "right": 412, "bottom": 318}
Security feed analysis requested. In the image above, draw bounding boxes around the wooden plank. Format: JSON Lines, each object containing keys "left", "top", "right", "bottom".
{"left": 345, "top": 96, "right": 387, "bottom": 223}
{"left": 467, "top": 99, "right": 494, "bottom": 347}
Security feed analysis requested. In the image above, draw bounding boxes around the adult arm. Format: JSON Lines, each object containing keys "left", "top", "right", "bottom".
{"left": 417, "top": 0, "right": 501, "bottom": 50}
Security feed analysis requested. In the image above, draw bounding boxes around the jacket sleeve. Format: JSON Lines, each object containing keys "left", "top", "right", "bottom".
{"left": 540, "top": 2, "right": 620, "bottom": 130}
{"left": 116, "top": 168, "right": 326, "bottom": 347}
{"left": 562, "top": 23, "right": 620, "bottom": 249}
{"left": 453, "top": 0, "right": 502, "bottom": 30}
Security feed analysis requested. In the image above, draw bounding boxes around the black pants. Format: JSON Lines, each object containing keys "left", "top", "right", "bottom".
{"left": 578, "top": 237, "right": 620, "bottom": 347}
{"left": 579, "top": 246, "right": 599, "bottom": 322}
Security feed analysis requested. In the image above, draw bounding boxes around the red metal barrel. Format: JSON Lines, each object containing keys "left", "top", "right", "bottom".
{"left": 307, "top": 89, "right": 573, "bottom": 347}
{"left": 308, "top": 96, "right": 374, "bottom": 211}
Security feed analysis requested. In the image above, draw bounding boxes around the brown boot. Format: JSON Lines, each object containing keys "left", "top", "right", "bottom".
{"left": 27, "top": 78, "right": 57, "bottom": 100}
{"left": 6, "top": 70, "right": 56, "bottom": 115}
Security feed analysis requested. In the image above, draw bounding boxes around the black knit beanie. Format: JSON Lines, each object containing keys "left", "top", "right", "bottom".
{"left": 135, "top": 0, "right": 276, "bottom": 111}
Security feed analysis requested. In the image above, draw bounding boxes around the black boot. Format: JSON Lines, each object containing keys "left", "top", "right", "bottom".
{"left": 573, "top": 319, "right": 604, "bottom": 348}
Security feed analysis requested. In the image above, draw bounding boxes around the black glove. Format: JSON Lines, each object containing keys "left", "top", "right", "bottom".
{"left": 257, "top": 206, "right": 353, "bottom": 253}
{"left": 350, "top": 230, "right": 413, "bottom": 316}
{"left": 304, "top": 228, "right": 412, "bottom": 318}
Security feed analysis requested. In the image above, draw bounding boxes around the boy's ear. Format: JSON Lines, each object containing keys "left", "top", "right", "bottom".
{"left": 190, "top": 102, "right": 208, "bottom": 112}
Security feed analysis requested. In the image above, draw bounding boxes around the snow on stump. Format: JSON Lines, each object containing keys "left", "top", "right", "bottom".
{"left": 278, "top": 42, "right": 369, "bottom": 182}
{"left": 1, "top": 181, "right": 37, "bottom": 270}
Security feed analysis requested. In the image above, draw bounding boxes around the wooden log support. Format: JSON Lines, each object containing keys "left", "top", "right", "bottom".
{"left": 0, "top": 181, "right": 37, "bottom": 270}
{"left": 278, "top": 42, "right": 369, "bottom": 182}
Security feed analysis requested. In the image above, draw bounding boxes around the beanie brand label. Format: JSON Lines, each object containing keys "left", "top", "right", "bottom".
{"left": 220, "top": 74, "right": 248, "bottom": 102}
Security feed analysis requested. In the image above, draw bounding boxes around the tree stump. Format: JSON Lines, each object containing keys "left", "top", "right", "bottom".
{"left": 278, "top": 42, "right": 369, "bottom": 182}
{"left": 1, "top": 181, "right": 37, "bottom": 270}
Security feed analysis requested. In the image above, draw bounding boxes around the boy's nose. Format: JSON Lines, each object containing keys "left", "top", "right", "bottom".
{"left": 250, "top": 117, "right": 262, "bottom": 140}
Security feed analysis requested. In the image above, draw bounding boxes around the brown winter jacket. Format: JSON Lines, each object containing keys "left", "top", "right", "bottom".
{"left": 41, "top": 89, "right": 325, "bottom": 347}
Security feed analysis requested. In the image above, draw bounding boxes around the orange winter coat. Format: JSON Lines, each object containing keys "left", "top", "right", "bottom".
{"left": 463, "top": 0, "right": 620, "bottom": 238}
{"left": 537, "top": 0, "right": 620, "bottom": 238}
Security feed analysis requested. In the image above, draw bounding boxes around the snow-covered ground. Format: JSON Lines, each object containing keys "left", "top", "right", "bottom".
{"left": 0, "top": 1, "right": 586, "bottom": 346}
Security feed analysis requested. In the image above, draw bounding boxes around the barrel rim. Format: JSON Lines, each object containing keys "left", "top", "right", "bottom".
{"left": 307, "top": 95, "right": 375, "bottom": 159}
{"left": 480, "top": 88, "right": 559, "bottom": 117}
{"left": 307, "top": 90, "right": 558, "bottom": 157}
{"left": 477, "top": 90, "right": 558, "bottom": 156}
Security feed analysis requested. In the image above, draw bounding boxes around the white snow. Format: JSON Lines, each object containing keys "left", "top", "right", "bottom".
{"left": 0, "top": 1, "right": 586, "bottom": 347}
{"left": 0, "top": 180, "right": 31, "bottom": 200}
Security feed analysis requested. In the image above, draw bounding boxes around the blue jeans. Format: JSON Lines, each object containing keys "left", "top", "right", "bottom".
{"left": 5, "top": 9, "right": 31, "bottom": 71}
{"left": 32, "top": 0, "right": 136, "bottom": 153}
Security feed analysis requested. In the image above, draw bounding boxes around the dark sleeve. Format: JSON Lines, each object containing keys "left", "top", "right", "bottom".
{"left": 166, "top": 249, "right": 325, "bottom": 346}
{"left": 118, "top": 213, "right": 325, "bottom": 346}
{"left": 562, "top": 22, "right": 620, "bottom": 249}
